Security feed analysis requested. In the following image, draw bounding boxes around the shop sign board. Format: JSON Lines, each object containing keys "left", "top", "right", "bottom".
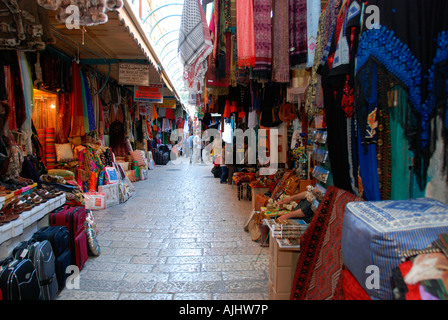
{"left": 156, "top": 97, "right": 177, "bottom": 109}
{"left": 134, "top": 84, "right": 164, "bottom": 103}
{"left": 119, "top": 63, "right": 151, "bottom": 86}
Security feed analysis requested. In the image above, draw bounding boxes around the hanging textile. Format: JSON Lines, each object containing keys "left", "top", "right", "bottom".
{"left": 289, "top": 0, "right": 308, "bottom": 69}
{"left": 178, "top": 0, "right": 213, "bottom": 94}
{"left": 318, "top": 0, "right": 361, "bottom": 196}
{"left": 5, "top": 63, "right": 17, "bottom": 131}
{"left": 37, "top": 128, "right": 46, "bottom": 164}
{"left": 18, "top": 51, "right": 33, "bottom": 155}
{"left": 80, "top": 69, "right": 96, "bottom": 134}
{"left": 10, "top": 52, "right": 26, "bottom": 130}
{"left": 165, "top": 108, "right": 174, "bottom": 120}
{"left": 305, "top": 0, "right": 342, "bottom": 116}
{"left": 229, "top": 33, "right": 237, "bottom": 87}
{"left": 216, "top": 0, "right": 230, "bottom": 79}
{"left": 322, "top": 75, "right": 353, "bottom": 194}
{"left": 271, "top": 0, "right": 290, "bottom": 83}
{"left": 236, "top": 0, "right": 255, "bottom": 68}
{"left": 206, "top": 9, "right": 228, "bottom": 88}
{"left": 89, "top": 74, "right": 103, "bottom": 137}
{"left": 45, "top": 127, "right": 56, "bottom": 169}
{"left": 56, "top": 92, "right": 72, "bottom": 143}
{"left": 306, "top": 0, "right": 321, "bottom": 68}
{"left": 355, "top": 0, "right": 448, "bottom": 192}
{"left": 70, "top": 62, "right": 85, "bottom": 137}
{"left": 252, "top": 0, "right": 272, "bottom": 81}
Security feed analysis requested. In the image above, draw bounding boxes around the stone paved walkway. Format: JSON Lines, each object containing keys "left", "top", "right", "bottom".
{"left": 57, "top": 161, "right": 269, "bottom": 300}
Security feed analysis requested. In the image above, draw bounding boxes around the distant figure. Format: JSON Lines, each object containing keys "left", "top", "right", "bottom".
{"left": 188, "top": 134, "right": 194, "bottom": 163}
{"left": 193, "top": 134, "right": 202, "bottom": 164}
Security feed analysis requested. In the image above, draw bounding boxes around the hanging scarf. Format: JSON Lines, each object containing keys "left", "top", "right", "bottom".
{"left": 206, "top": 7, "right": 221, "bottom": 86}
{"left": 216, "top": 0, "right": 230, "bottom": 79}
{"left": 289, "top": 0, "right": 308, "bottom": 69}
{"left": 306, "top": 0, "right": 321, "bottom": 68}
{"left": 271, "top": 0, "right": 290, "bottom": 83}
{"left": 5, "top": 64, "right": 17, "bottom": 131}
{"left": 89, "top": 74, "right": 103, "bottom": 137}
{"left": 252, "top": 0, "right": 272, "bottom": 81}
{"left": 56, "top": 92, "right": 72, "bottom": 143}
{"left": 178, "top": 0, "right": 213, "bottom": 93}
{"left": 236, "top": 0, "right": 255, "bottom": 67}
{"left": 70, "top": 62, "right": 85, "bottom": 137}
{"left": 10, "top": 53, "right": 26, "bottom": 130}
{"left": 80, "top": 69, "right": 96, "bottom": 134}
{"left": 18, "top": 51, "right": 33, "bottom": 155}
{"left": 305, "top": 0, "right": 341, "bottom": 116}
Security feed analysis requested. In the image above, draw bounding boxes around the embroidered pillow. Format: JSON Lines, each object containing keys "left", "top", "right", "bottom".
{"left": 55, "top": 143, "right": 74, "bottom": 162}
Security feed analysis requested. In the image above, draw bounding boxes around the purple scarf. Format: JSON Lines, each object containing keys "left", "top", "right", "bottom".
{"left": 289, "top": 0, "right": 308, "bottom": 68}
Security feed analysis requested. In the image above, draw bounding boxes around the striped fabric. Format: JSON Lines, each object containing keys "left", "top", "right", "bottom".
{"left": 37, "top": 128, "right": 46, "bottom": 164}
{"left": 290, "top": 186, "right": 363, "bottom": 300}
{"left": 45, "top": 127, "right": 56, "bottom": 169}
{"left": 342, "top": 198, "right": 448, "bottom": 300}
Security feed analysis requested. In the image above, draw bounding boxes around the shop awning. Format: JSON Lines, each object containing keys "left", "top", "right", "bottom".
{"left": 46, "top": 1, "right": 181, "bottom": 101}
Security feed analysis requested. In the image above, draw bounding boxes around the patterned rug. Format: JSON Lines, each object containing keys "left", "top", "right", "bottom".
{"left": 290, "top": 186, "right": 363, "bottom": 300}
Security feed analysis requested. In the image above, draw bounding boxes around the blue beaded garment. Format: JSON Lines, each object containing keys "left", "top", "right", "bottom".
{"left": 355, "top": 26, "right": 448, "bottom": 189}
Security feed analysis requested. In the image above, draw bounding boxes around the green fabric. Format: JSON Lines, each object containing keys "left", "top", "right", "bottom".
{"left": 389, "top": 86, "right": 428, "bottom": 200}
{"left": 389, "top": 87, "right": 410, "bottom": 200}
{"left": 80, "top": 69, "right": 90, "bottom": 134}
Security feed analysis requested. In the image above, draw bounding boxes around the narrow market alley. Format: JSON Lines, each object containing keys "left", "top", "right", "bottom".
{"left": 56, "top": 163, "right": 269, "bottom": 300}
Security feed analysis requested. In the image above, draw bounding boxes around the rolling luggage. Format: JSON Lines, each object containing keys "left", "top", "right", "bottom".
{"left": 54, "top": 248, "right": 72, "bottom": 290}
{"left": 50, "top": 205, "right": 86, "bottom": 236}
{"left": 50, "top": 205, "right": 88, "bottom": 270}
{"left": 0, "top": 257, "right": 41, "bottom": 300}
{"left": 32, "top": 226, "right": 70, "bottom": 257}
{"left": 32, "top": 226, "right": 71, "bottom": 290}
{"left": 13, "top": 240, "right": 58, "bottom": 300}
{"left": 154, "top": 150, "right": 162, "bottom": 165}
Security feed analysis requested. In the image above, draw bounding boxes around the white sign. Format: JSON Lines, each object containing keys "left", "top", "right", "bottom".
{"left": 118, "top": 63, "right": 151, "bottom": 86}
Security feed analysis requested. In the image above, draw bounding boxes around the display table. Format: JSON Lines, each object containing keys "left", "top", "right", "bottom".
{"left": 0, "top": 194, "right": 66, "bottom": 259}
{"left": 251, "top": 187, "right": 269, "bottom": 210}
{"left": 264, "top": 217, "right": 304, "bottom": 300}
{"left": 268, "top": 232, "right": 301, "bottom": 300}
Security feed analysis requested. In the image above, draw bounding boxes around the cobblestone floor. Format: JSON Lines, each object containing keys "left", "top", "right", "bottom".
{"left": 57, "top": 161, "right": 269, "bottom": 300}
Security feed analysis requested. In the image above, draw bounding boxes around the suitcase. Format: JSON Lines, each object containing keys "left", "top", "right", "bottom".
{"left": 32, "top": 226, "right": 70, "bottom": 257}
{"left": 72, "top": 230, "right": 88, "bottom": 270}
{"left": 55, "top": 248, "right": 72, "bottom": 290}
{"left": 0, "top": 257, "right": 41, "bottom": 300}
{"left": 32, "top": 226, "right": 71, "bottom": 291}
{"left": 50, "top": 206, "right": 88, "bottom": 270}
{"left": 161, "top": 152, "right": 170, "bottom": 165}
{"left": 13, "top": 240, "right": 58, "bottom": 300}
{"left": 154, "top": 150, "right": 162, "bottom": 165}
{"left": 50, "top": 205, "right": 86, "bottom": 236}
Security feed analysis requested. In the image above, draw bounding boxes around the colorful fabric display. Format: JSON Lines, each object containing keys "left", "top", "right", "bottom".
{"left": 45, "top": 127, "right": 56, "bottom": 169}
{"left": 236, "top": 0, "right": 255, "bottom": 67}
{"left": 37, "top": 128, "right": 47, "bottom": 164}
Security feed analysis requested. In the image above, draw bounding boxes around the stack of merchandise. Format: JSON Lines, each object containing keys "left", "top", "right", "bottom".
{"left": 264, "top": 219, "right": 308, "bottom": 247}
